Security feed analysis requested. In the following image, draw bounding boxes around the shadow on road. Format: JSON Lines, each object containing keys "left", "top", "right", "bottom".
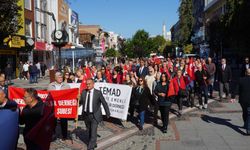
{"left": 201, "top": 114, "right": 246, "bottom": 135}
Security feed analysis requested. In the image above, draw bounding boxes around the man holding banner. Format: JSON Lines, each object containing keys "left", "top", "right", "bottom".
{"left": 48, "top": 72, "right": 70, "bottom": 140}
{"left": 19, "top": 88, "right": 45, "bottom": 150}
{"left": 80, "top": 78, "right": 110, "bottom": 150}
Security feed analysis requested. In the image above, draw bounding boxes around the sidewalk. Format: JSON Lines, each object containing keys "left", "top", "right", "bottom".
{"left": 14, "top": 78, "right": 247, "bottom": 150}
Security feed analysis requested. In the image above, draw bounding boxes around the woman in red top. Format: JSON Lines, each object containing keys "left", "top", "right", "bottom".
{"left": 173, "top": 70, "right": 187, "bottom": 115}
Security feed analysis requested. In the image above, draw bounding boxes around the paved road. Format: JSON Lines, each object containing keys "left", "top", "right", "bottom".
{"left": 13, "top": 78, "right": 250, "bottom": 150}
{"left": 107, "top": 102, "right": 250, "bottom": 150}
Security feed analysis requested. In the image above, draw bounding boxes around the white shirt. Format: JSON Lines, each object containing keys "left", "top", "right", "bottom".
{"left": 55, "top": 83, "right": 63, "bottom": 90}
{"left": 23, "top": 64, "right": 29, "bottom": 71}
{"left": 36, "top": 63, "right": 41, "bottom": 70}
{"left": 139, "top": 66, "right": 144, "bottom": 74}
{"left": 84, "top": 88, "right": 94, "bottom": 113}
{"left": 246, "top": 64, "right": 249, "bottom": 69}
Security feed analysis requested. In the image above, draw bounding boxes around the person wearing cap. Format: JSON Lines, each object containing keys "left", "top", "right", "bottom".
{"left": 48, "top": 72, "right": 70, "bottom": 140}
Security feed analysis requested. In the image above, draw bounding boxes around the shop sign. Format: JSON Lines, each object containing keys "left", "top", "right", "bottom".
{"left": 9, "top": 36, "right": 25, "bottom": 48}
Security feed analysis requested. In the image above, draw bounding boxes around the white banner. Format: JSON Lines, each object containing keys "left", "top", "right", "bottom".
{"left": 68, "top": 83, "right": 81, "bottom": 89}
{"left": 95, "top": 83, "right": 132, "bottom": 120}
{"left": 69, "top": 82, "right": 132, "bottom": 120}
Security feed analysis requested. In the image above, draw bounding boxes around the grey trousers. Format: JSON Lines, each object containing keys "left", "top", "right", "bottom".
{"left": 85, "top": 114, "right": 98, "bottom": 150}
{"left": 219, "top": 82, "right": 230, "bottom": 98}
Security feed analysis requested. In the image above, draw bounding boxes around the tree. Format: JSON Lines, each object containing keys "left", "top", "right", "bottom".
{"left": 163, "top": 41, "right": 176, "bottom": 57}
{"left": 221, "top": 0, "right": 250, "bottom": 54}
{"left": 149, "top": 35, "right": 167, "bottom": 53}
{"left": 183, "top": 44, "right": 193, "bottom": 54}
{"left": 0, "top": 0, "right": 22, "bottom": 45}
{"left": 178, "top": 0, "right": 194, "bottom": 46}
{"left": 105, "top": 48, "right": 117, "bottom": 57}
{"left": 132, "top": 30, "right": 150, "bottom": 57}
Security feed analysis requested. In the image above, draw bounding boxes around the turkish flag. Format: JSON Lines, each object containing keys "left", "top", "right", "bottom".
{"left": 167, "top": 80, "right": 176, "bottom": 97}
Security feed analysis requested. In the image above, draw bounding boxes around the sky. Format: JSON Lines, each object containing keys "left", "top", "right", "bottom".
{"left": 69, "top": 0, "right": 180, "bottom": 38}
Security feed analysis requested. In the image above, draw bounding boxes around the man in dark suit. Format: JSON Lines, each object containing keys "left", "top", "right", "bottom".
{"left": 136, "top": 59, "right": 148, "bottom": 78}
{"left": 0, "top": 76, "right": 8, "bottom": 98}
{"left": 241, "top": 57, "right": 249, "bottom": 77}
{"left": 218, "top": 58, "right": 232, "bottom": 100}
{"left": 80, "top": 78, "right": 110, "bottom": 150}
{"left": 0, "top": 88, "right": 17, "bottom": 110}
{"left": 238, "top": 69, "right": 250, "bottom": 129}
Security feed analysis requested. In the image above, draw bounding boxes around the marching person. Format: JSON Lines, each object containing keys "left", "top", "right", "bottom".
{"left": 137, "top": 59, "right": 149, "bottom": 78}
{"left": 0, "top": 76, "right": 8, "bottom": 98}
{"left": 0, "top": 88, "right": 17, "bottom": 110}
{"left": 218, "top": 58, "right": 232, "bottom": 101}
{"left": 241, "top": 57, "right": 249, "bottom": 77}
{"left": 173, "top": 70, "right": 187, "bottom": 115}
{"left": 48, "top": 72, "right": 70, "bottom": 140}
{"left": 238, "top": 69, "right": 250, "bottom": 131}
{"left": 195, "top": 64, "right": 209, "bottom": 109}
{"left": 154, "top": 72, "right": 171, "bottom": 133}
{"left": 20, "top": 88, "right": 44, "bottom": 150}
{"left": 206, "top": 57, "right": 216, "bottom": 98}
{"left": 80, "top": 78, "right": 110, "bottom": 150}
{"left": 131, "top": 77, "right": 153, "bottom": 130}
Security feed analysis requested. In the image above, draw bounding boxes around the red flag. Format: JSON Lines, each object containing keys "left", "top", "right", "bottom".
{"left": 105, "top": 70, "right": 112, "bottom": 83}
{"left": 26, "top": 93, "right": 56, "bottom": 150}
{"left": 167, "top": 80, "right": 176, "bottom": 97}
{"left": 84, "top": 67, "right": 92, "bottom": 79}
{"left": 187, "top": 58, "right": 195, "bottom": 80}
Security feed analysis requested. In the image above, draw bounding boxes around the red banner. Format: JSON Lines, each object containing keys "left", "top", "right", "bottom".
{"left": 8, "top": 87, "right": 78, "bottom": 118}
{"left": 48, "top": 88, "right": 78, "bottom": 118}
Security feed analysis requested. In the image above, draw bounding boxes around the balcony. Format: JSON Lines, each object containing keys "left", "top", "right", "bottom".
{"left": 204, "top": 0, "right": 219, "bottom": 11}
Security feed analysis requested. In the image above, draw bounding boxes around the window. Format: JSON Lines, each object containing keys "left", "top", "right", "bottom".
{"left": 41, "top": 24, "right": 47, "bottom": 40}
{"left": 36, "top": 22, "right": 40, "bottom": 39}
{"left": 25, "top": 0, "right": 32, "bottom": 10}
{"left": 25, "top": 19, "right": 32, "bottom": 37}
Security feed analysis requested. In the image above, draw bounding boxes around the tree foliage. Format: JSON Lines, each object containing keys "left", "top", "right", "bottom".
{"left": 178, "top": 0, "right": 194, "bottom": 46}
{"left": 122, "top": 30, "right": 167, "bottom": 58}
{"left": 105, "top": 48, "right": 117, "bottom": 57}
{"left": 149, "top": 35, "right": 167, "bottom": 53}
{"left": 208, "top": 0, "right": 250, "bottom": 55}
{"left": 0, "top": 0, "right": 22, "bottom": 45}
{"left": 183, "top": 44, "right": 193, "bottom": 54}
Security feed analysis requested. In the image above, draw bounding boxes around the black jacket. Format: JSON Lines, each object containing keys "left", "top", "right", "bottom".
{"left": 4, "top": 66, "right": 13, "bottom": 76}
{"left": 241, "top": 63, "right": 249, "bottom": 77}
{"left": 131, "top": 86, "right": 153, "bottom": 112}
{"left": 218, "top": 65, "right": 232, "bottom": 83}
{"left": 136, "top": 66, "right": 149, "bottom": 78}
{"left": 80, "top": 89, "right": 110, "bottom": 123}
{"left": 238, "top": 76, "right": 250, "bottom": 106}
{"left": 0, "top": 99, "right": 17, "bottom": 111}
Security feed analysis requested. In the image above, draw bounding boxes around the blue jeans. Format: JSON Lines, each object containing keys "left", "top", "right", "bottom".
{"left": 139, "top": 111, "right": 145, "bottom": 127}
{"left": 29, "top": 73, "right": 37, "bottom": 83}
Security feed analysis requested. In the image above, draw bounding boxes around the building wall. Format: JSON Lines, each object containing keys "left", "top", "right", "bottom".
{"left": 58, "top": 0, "right": 69, "bottom": 31}
{"left": 24, "top": 0, "right": 35, "bottom": 38}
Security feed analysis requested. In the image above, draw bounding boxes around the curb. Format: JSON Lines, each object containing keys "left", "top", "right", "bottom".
{"left": 97, "top": 99, "right": 216, "bottom": 150}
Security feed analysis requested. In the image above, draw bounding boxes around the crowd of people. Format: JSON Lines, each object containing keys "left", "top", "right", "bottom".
{"left": 0, "top": 56, "right": 250, "bottom": 150}
{"left": 18, "top": 61, "right": 47, "bottom": 84}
